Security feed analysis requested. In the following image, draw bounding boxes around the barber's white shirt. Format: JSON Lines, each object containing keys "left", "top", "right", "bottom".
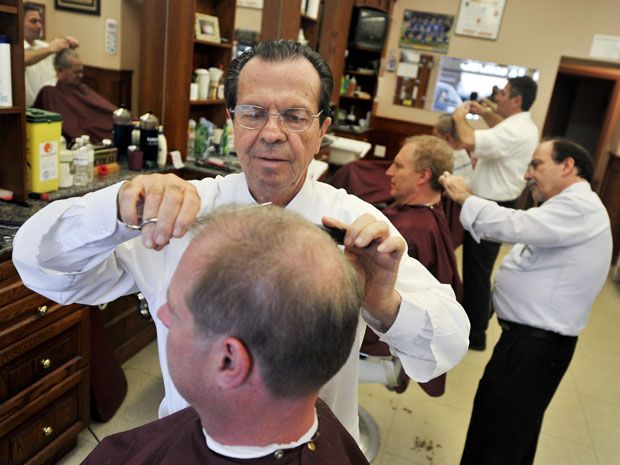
{"left": 452, "top": 148, "right": 474, "bottom": 187}
{"left": 13, "top": 173, "right": 469, "bottom": 440}
{"left": 471, "top": 111, "right": 539, "bottom": 201}
{"left": 460, "top": 182, "right": 612, "bottom": 335}
{"left": 24, "top": 40, "right": 56, "bottom": 107}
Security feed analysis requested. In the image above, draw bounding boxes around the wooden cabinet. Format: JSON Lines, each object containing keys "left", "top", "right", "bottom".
{"left": 261, "top": 0, "right": 321, "bottom": 50}
{"left": 0, "top": 255, "right": 90, "bottom": 465}
{"left": 0, "top": 0, "right": 27, "bottom": 202}
{"left": 140, "top": 0, "right": 236, "bottom": 159}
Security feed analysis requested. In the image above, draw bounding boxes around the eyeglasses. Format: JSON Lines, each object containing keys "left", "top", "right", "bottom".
{"left": 526, "top": 159, "right": 545, "bottom": 171}
{"left": 230, "top": 104, "right": 322, "bottom": 133}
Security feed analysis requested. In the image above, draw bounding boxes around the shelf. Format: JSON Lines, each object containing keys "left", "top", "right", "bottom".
{"left": 0, "top": 4, "right": 18, "bottom": 14}
{"left": 0, "top": 106, "right": 23, "bottom": 115}
{"left": 194, "top": 39, "right": 233, "bottom": 49}
{"left": 348, "top": 43, "right": 383, "bottom": 54}
{"left": 346, "top": 69, "right": 378, "bottom": 77}
{"left": 189, "top": 99, "right": 226, "bottom": 106}
{"left": 301, "top": 13, "right": 318, "bottom": 23}
{"left": 339, "top": 95, "right": 373, "bottom": 101}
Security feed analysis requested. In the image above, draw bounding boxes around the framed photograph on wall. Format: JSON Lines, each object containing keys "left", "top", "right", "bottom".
{"left": 455, "top": 0, "right": 506, "bottom": 40}
{"left": 54, "top": 0, "right": 100, "bottom": 16}
{"left": 29, "top": 2, "right": 46, "bottom": 39}
{"left": 195, "top": 14, "right": 220, "bottom": 43}
{"left": 400, "top": 10, "right": 455, "bottom": 54}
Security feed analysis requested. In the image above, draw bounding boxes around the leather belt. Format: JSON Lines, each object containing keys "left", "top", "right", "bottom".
{"left": 498, "top": 319, "right": 577, "bottom": 342}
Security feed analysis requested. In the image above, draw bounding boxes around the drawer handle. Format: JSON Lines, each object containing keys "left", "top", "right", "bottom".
{"left": 41, "top": 358, "right": 52, "bottom": 369}
{"left": 43, "top": 426, "right": 53, "bottom": 436}
{"left": 38, "top": 305, "right": 48, "bottom": 315}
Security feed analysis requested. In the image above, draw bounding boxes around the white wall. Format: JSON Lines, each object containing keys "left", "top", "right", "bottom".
{"left": 377, "top": 0, "right": 620, "bottom": 130}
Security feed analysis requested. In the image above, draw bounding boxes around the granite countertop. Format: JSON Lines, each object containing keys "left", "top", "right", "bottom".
{"left": 0, "top": 161, "right": 234, "bottom": 258}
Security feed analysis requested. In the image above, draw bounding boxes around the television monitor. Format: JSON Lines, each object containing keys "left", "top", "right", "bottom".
{"left": 352, "top": 8, "right": 389, "bottom": 51}
{"left": 432, "top": 56, "right": 539, "bottom": 114}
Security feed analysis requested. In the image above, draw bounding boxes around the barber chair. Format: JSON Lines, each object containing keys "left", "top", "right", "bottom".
{"left": 357, "top": 330, "right": 447, "bottom": 462}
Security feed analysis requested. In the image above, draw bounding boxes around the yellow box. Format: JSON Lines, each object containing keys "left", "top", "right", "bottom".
{"left": 25, "top": 109, "right": 63, "bottom": 193}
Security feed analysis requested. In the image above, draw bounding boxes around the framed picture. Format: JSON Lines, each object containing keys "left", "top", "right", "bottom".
{"left": 195, "top": 13, "right": 220, "bottom": 43}
{"left": 400, "top": 10, "right": 455, "bottom": 54}
{"left": 54, "top": 0, "right": 100, "bottom": 16}
{"left": 455, "top": 0, "right": 506, "bottom": 40}
{"left": 29, "top": 2, "right": 46, "bottom": 39}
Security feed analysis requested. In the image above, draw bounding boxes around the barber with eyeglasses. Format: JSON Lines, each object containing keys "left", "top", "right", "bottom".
{"left": 14, "top": 40, "right": 469, "bottom": 441}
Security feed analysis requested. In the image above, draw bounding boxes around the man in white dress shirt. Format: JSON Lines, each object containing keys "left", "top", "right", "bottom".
{"left": 23, "top": 2, "right": 79, "bottom": 106}
{"left": 440, "top": 138, "right": 612, "bottom": 465}
{"left": 13, "top": 40, "right": 469, "bottom": 441}
{"left": 452, "top": 76, "right": 539, "bottom": 350}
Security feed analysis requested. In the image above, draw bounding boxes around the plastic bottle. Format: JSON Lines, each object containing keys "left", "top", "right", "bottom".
{"left": 73, "top": 144, "right": 89, "bottom": 187}
{"left": 225, "top": 116, "right": 234, "bottom": 154}
{"left": 219, "top": 121, "right": 228, "bottom": 156}
{"left": 0, "top": 35, "right": 12, "bottom": 107}
{"left": 157, "top": 125, "right": 167, "bottom": 168}
{"left": 347, "top": 76, "right": 357, "bottom": 96}
{"left": 187, "top": 119, "right": 196, "bottom": 161}
{"left": 81, "top": 135, "right": 94, "bottom": 182}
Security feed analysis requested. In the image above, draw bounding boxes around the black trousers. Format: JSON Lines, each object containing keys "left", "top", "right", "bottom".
{"left": 462, "top": 199, "right": 516, "bottom": 338}
{"left": 460, "top": 324, "right": 577, "bottom": 465}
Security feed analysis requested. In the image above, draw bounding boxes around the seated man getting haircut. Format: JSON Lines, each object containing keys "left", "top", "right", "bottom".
{"left": 82, "top": 205, "right": 369, "bottom": 465}
{"left": 33, "top": 48, "right": 117, "bottom": 143}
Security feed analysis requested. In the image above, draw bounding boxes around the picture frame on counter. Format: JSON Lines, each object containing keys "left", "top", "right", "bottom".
{"left": 54, "top": 0, "right": 100, "bottom": 16}
{"left": 195, "top": 13, "right": 220, "bottom": 43}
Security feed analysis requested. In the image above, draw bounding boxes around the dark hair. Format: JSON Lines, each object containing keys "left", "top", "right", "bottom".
{"left": 24, "top": 3, "right": 41, "bottom": 15}
{"left": 545, "top": 137, "right": 594, "bottom": 182}
{"left": 508, "top": 76, "right": 537, "bottom": 111}
{"left": 225, "top": 39, "right": 333, "bottom": 124}
{"left": 187, "top": 205, "right": 361, "bottom": 398}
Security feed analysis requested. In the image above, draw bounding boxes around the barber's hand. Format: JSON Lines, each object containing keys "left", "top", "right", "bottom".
{"left": 65, "top": 36, "right": 80, "bottom": 49}
{"left": 439, "top": 172, "right": 471, "bottom": 205}
{"left": 479, "top": 97, "right": 497, "bottom": 112}
{"left": 117, "top": 173, "right": 201, "bottom": 251}
{"left": 468, "top": 100, "right": 487, "bottom": 115}
{"left": 322, "top": 214, "right": 405, "bottom": 330}
{"left": 49, "top": 37, "right": 73, "bottom": 53}
{"left": 453, "top": 102, "right": 470, "bottom": 119}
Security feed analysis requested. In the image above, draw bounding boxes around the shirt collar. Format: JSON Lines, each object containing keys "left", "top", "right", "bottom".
{"left": 201, "top": 409, "right": 318, "bottom": 459}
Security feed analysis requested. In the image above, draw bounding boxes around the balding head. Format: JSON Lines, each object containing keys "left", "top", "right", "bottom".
{"left": 182, "top": 205, "right": 362, "bottom": 398}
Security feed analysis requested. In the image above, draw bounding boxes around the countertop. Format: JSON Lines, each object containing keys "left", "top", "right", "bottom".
{"left": 0, "top": 161, "right": 232, "bottom": 258}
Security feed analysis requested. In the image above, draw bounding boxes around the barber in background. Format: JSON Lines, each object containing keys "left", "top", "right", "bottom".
{"left": 82, "top": 206, "right": 370, "bottom": 465}
{"left": 452, "top": 76, "right": 539, "bottom": 350}
{"left": 23, "top": 2, "right": 79, "bottom": 107}
{"left": 440, "top": 138, "right": 612, "bottom": 465}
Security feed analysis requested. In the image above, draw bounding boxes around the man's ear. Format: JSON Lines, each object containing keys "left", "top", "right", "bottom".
{"left": 513, "top": 94, "right": 523, "bottom": 111}
{"left": 561, "top": 156, "right": 576, "bottom": 176}
{"left": 214, "top": 337, "right": 252, "bottom": 389}
{"left": 418, "top": 167, "right": 433, "bottom": 184}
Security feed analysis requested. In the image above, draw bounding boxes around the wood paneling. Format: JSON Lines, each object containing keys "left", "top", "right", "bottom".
{"left": 366, "top": 115, "right": 433, "bottom": 160}
{"left": 82, "top": 66, "right": 133, "bottom": 110}
{"left": 599, "top": 153, "right": 620, "bottom": 263}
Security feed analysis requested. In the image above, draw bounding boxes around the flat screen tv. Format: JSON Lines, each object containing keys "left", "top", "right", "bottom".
{"left": 352, "top": 8, "right": 389, "bottom": 51}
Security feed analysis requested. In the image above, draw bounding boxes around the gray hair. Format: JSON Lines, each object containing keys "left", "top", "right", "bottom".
{"left": 434, "top": 113, "right": 461, "bottom": 144}
{"left": 186, "top": 205, "right": 362, "bottom": 398}
{"left": 225, "top": 39, "right": 333, "bottom": 124}
{"left": 53, "top": 48, "right": 79, "bottom": 70}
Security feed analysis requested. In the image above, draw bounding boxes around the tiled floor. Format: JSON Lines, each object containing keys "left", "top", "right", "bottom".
{"left": 58, "top": 246, "right": 620, "bottom": 465}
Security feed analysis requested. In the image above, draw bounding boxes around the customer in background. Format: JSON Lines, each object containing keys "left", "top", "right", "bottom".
{"left": 440, "top": 138, "right": 612, "bottom": 465}
{"left": 23, "top": 2, "right": 79, "bottom": 107}
{"left": 13, "top": 40, "right": 469, "bottom": 442}
{"left": 452, "top": 75, "right": 539, "bottom": 350}
{"left": 361, "top": 135, "right": 463, "bottom": 397}
{"left": 82, "top": 206, "right": 369, "bottom": 465}
{"left": 32, "top": 49, "right": 117, "bottom": 143}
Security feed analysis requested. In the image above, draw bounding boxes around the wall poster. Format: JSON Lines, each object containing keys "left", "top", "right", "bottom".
{"left": 455, "top": 0, "right": 507, "bottom": 40}
{"left": 400, "top": 10, "right": 454, "bottom": 54}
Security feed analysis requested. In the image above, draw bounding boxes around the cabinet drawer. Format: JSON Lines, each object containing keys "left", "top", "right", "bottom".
{"left": 0, "top": 310, "right": 86, "bottom": 403}
{"left": 0, "top": 368, "right": 88, "bottom": 465}
{"left": 0, "top": 280, "right": 33, "bottom": 310}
